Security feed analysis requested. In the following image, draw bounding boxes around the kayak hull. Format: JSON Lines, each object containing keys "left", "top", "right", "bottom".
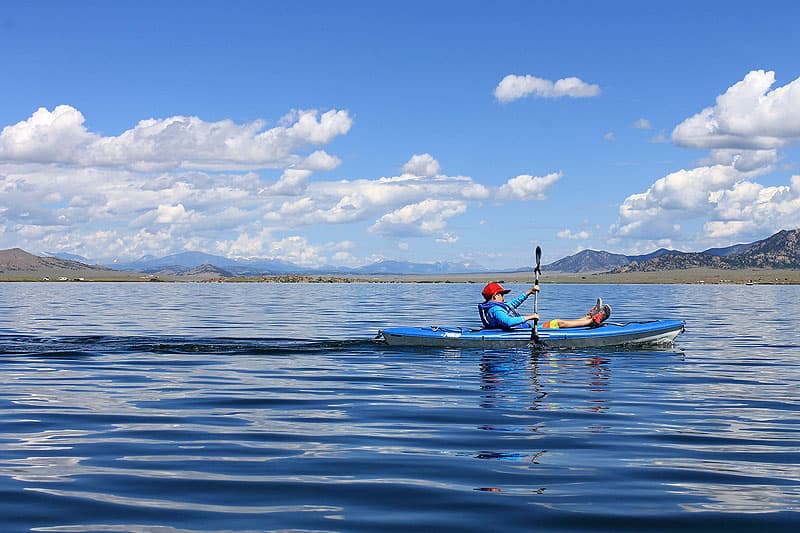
{"left": 378, "top": 320, "right": 685, "bottom": 349}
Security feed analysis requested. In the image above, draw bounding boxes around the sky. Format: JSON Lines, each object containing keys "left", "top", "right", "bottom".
{"left": 1, "top": 0, "right": 799, "bottom": 269}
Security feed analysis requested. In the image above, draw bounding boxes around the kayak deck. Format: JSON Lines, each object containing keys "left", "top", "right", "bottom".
{"left": 378, "top": 320, "right": 685, "bottom": 349}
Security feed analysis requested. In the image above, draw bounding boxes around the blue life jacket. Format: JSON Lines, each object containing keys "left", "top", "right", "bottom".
{"left": 477, "top": 301, "right": 527, "bottom": 330}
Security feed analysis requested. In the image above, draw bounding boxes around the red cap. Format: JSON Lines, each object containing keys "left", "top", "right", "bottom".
{"left": 482, "top": 282, "right": 511, "bottom": 300}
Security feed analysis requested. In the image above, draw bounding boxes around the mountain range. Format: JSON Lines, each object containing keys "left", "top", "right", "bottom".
{"left": 612, "top": 228, "right": 800, "bottom": 273}
{"left": 2, "top": 228, "right": 798, "bottom": 279}
{"left": 545, "top": 239, "right": 766, "bottom": 273}
{"left": 546, "top": 229, "right": 799, "bottom": 274}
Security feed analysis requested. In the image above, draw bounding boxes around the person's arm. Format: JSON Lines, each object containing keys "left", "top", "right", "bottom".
{"left": 487, "top": 306, "right": 537, "bottom": 329}
{"left": 508, "top": 285, "right": 539, "bottom": 309}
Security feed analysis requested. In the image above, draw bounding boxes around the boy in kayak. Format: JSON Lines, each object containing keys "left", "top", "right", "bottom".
{"left": 478, "top": 282, "right": 611, "bottom": 331}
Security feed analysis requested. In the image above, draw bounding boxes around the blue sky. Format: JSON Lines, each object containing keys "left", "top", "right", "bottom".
{"left": 1, "top": 1, "right": 799, "bottom": 269}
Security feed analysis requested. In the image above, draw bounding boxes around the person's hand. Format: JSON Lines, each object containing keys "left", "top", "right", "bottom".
{"left": 525, "top": 313, "right": 539, "bottom": 321}
{"left": 526, "top": 285, "right": 540, "bottom": 296}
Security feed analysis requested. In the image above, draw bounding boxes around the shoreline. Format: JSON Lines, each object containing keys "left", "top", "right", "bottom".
{"left": 1, "top": 267, "right": 799, "bottom": 284}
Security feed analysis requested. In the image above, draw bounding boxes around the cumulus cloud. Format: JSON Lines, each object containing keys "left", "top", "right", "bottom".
{"left": 612, "top": 164, "right": 744, "bottom": 238}
{"left": 672, "top": 70, "right": 800, "bottom": 150}
{"left": 0, "top": 105, "right": 353, "bottom": 170}
{"left": 298, "top": 150, "right": 342, "bottom": 171}
{"left": 704, "top": 175, "right": 800, "bottom": 238}
{"left": 268, "top": 168, "right": 314, "bottom": 195}
{"left": 0, "top": 131, "right": 503, "bottom": 264}
{"left": 704, "top": 148, "right": 778, "bottom": 173}
{"left": 277, "top": 154, "right": 490, "bottom": 227}
{"left": 155, "top": 203, "right": 192, "bottom": 224}
{"left": 0, "top": 105, "right": 96, "bottom": 162}
{"left": 369, "top": 199, "right": 466, "bottom": 238}
{"left": 610, "top": 162, "right": 800, "bottom": 247}
{"left": 0, "top": 105, "right": 365, "bottom": 263}
{"left": 402, "top": 153, "right": 440, "bottom": 177}
{"left": 497, "top": 172, "right": 561, "bottom": 201}
{"left": 494, "top": 74, "right": 600, "bottom": 103}
{"left": 609, "top": 70, "right": 800, "bottom": 250}
{"left": 632, "top": 118, "right": 652, "bottom": 129}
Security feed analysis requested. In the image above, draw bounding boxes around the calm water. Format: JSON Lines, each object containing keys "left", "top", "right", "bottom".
{"left": 0, "top": 281, "right": 798, "bottom": 532}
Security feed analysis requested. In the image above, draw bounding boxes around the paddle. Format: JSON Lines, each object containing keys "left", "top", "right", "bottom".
{"left": 530, "top": 246, "right": 544, "bottom": 346}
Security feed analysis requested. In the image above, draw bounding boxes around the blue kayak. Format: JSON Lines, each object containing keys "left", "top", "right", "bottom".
{"left": 378, "top": 320, "right": 685, "bottom": 349}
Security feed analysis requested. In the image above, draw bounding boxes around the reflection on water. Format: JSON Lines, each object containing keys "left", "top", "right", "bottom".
{"left": 1, "top": 282, "right": 800, "bottom": 531}
{"left": 479, "top": 351, "right": 612, "bottom": 415}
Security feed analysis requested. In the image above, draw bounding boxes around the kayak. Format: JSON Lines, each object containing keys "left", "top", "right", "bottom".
{"left": 377, "top": 320, "right": 685, "bottom": 349}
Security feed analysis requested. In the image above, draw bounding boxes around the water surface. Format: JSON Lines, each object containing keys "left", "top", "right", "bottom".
{"left": 1, "top": 282, "right": 798, "bottom": 531}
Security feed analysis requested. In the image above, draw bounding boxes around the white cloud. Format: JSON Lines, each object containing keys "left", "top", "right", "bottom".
{"left": 494, "top": 74, "right": 600, "bottom": 103}
{"left": 611, "top": 164, "right": 743, "bottom": 239}
{"left": 672, "top": 70, "right": 800, "bottom": 150}
{"left": 299, "top": 150, "right": 341, "bottom": 171}
{"left": 218, "top": 233, "right": 360, "bottom": 267}
{"left": 217, "top": 228, "right": 274, "bottom": 258}
{"left": 610, "top": 160, "right": 800, "bottom": 247}
{"left": 497, "top": 172, "right": 561, "bottom": 201}
{"left": 266, "top": 235, "right": 320, "bottom": 266}
{"left": 608, "top": 70, "right": 800, "bottom": 250}
{"left": 1, "top": 106, "right": 572, "bottom": 267}
{"left": 0, "top": 105, "right": 96, "bottom": 162}
{"left": 604, "top": 132, "right": 615, "bottom": 142}
{"left": 436, "top": 232, "right": 459, "bottom": 244}
{"left": 369, "top": 199, "right": 466, "bottom": 238}
{"left": 280, "top": 164, "right": 490, "bottom": 227}
{"left": 632, "top": 118, "right": 652, "bottom": 129}
{"left": 558, "top": 229, "right": 590, "bottom": 240}
{"left": 155, "top": 203, "right": 192, "bottom": 224}
{"left": 704, "top": 148, "right": 777, "bottom": 173}
{"left": 0, "top": 105, "right": 353, "bottom": 170}
{"left": 705, "top": 175, "right": 800, "bottom": 238}
{"left": 402, "top": 153, "right": 441, "bottom": 177}
{"left": 0, "top": 139, "right": 502, "bottom": 264}
{"left": 268, "top": 168, "right": 314, "bottom": 195}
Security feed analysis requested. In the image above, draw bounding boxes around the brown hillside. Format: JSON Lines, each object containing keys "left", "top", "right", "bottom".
{"left": 0, "top": 248, "right": 117, "bottom": 279}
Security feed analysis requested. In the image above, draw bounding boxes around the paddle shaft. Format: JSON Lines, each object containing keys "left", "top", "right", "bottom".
{"left": 531, "top": 246, "right": 542, "bottom": 343}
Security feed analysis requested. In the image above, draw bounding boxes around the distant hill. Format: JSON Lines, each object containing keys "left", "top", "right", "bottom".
{"left": 46, "top": 251, "right": 93, "bottom": 263}
{"left": 700, "top": 242, "right": 753, "bottom": 257}
{"left": 545, "top": 248, "right": 689, "bottom": 273}
{"left": 180, "top": 263, "right": 235, "bottom": 279}
{"left": 735, "top": 228, "right": 800, "bottom": 268}
{"left": 0, "top": 248, "right": 120, "bottom": 279}
{"left": 629, "top": 248, "right": 687, "bottom": 262}
{"left": 614, "top": 229, "right": 799, "bottom": 273}
{"left": 545, "top": 250, "right": 630, "bottom": 273}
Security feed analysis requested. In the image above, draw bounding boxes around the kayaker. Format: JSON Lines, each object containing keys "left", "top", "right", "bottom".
{"left": 478, "top": 282, "right": 611, "bottom": 331}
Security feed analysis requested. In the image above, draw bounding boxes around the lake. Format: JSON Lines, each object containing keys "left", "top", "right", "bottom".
{"left": 1, "top": 281, "right": 798, "bottom": 532}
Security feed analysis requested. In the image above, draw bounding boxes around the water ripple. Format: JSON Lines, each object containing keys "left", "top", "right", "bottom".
{"left": 1, "top": 283, "right": 800, "bottom": 531}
